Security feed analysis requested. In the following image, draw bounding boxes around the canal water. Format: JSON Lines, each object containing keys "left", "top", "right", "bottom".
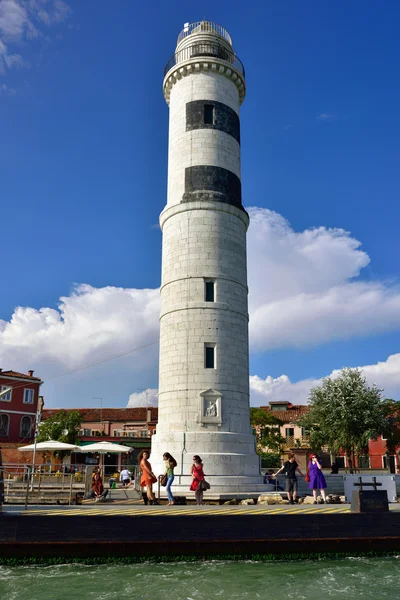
{"left": 0, "top": 556, "right": 399, "bottom": 600}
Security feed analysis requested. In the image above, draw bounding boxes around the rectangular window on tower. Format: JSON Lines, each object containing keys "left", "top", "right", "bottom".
{"left": 204, "top": 104, "right": 214, "bottom": 125}
{"left": 205, "top": 280, "right": 215, "bottom": 302}
{"left": 205, "top": 344, "right": 216, "bottom": 369}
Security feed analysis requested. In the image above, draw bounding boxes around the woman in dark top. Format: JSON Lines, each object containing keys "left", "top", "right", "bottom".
{"left": 90, "top": 473, "right": 108, "bottom": 502}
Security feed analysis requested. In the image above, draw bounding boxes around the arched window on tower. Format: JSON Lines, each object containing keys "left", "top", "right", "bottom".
{"left": 20, "top": 416, "right": 32, "bottom": 438}
{"left": 0, "top": 413, "right": 10, "bottom": 436}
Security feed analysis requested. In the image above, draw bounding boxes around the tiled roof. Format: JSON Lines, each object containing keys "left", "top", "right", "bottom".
{"left": 261, "top": 405, "right": 310, "bottom": 424}
{"left": 42, "top": 407, "right": 158, "bottom": 423}
{"left": 0, "top": 370, "right": 42, "bottom": 382}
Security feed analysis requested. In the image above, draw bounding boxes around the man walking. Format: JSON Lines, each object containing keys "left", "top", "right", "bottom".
{"left": 273, "top": 453, "right": 304, "bottom": 504}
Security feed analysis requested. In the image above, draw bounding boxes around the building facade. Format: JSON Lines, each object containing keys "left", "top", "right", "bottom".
{"left": 42, "top": 407, "right": 157, "bottom": 473}
{"left": 0, "top": 370, "right": 42, "bottom": 463}
{"left": 150, "top": 21, "right": 264, "bottom": 492}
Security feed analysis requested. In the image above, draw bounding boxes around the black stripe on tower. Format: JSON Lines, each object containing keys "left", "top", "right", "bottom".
{"left": 186, "top": 100, "right": 240, "bottom": 144}
{"left": 183, "top": 166, "right": 243, "bottom": 210}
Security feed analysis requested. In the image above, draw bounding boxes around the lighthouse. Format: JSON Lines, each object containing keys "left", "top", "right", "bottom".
{"left": 151, "top": 21, "right": 266, "bottom": 493}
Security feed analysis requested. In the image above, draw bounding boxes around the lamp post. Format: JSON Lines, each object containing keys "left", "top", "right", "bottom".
{"left": 31, "top": 395, "right": 44, "bottom": 490}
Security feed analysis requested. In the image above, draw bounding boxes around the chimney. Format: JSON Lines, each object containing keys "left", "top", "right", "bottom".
{"left": 28, "top": 370, "right": 34, "bottom": 378}
{"left": 147, "top": 407, "right": 152, "bottom": 422}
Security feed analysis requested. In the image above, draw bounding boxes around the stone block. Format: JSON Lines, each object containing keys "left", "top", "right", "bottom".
{"left": 257, "top": 494, "right": 284, "bottom": 505}
{"left": 302, "top": 495, "right": 317, "bottom": 505}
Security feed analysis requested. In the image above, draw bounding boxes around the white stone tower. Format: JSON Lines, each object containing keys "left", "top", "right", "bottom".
{"left": 151, "top": 21, "right": 265, "bottom": 493}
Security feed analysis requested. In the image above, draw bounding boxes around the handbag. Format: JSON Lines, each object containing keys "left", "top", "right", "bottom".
{"left": 305, "top": 470, "right": 310, "bottom": 483}
{"left": 198, "top": 479, "right": 210, "bottom": 491}
{"left": 160, "top": 473, "right": 168, "bottom": 487}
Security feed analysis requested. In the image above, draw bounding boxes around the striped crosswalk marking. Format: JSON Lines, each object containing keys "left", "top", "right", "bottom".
{"left": 20, "top": 504, "right": 354, "bottom": 517}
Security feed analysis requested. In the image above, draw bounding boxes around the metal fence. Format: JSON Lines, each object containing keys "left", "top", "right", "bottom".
{"left": 0, "top": 462, "right": 140, "bottom": 508}
{"left": 164, "top": 42, "right": 245, "bottom": 79}
{"left": 177, "top": 21, "right": 232, "bottom": 45}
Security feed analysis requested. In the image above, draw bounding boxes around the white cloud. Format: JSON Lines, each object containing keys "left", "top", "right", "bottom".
{"left": 0, "top": 0, "right": 70, "bottom": 75}
{"left": 127, "top": 389, "right": 158, "bottom": 408}
{"left": 249, "top": 353, "right": 400, "bottom": 406}
{"left": 0, "top": 284, "right": 160, "bottom": 373}
{"left": 317, "top": 113, "right": 333, "bottom": 121}
{"left": 247, "top": 208, "right": 400, "bottom": 351}
{"left": 0, "top": 82, "right": 16, "bottom": 95}
{"left": 249, "top": 373, "right": 319, "bottom": 406}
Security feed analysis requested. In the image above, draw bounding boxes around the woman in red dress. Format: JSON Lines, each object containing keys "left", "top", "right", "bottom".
{"left": 190, "top": 455, "right": 205, "bottom": 505}
{"left": 138, "top": 450, "right": 158, "bottom": 505}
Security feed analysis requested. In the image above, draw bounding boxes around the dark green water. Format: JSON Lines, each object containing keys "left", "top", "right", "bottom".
{"left": 1, "top": 557, "right": 399, "bottom": 600}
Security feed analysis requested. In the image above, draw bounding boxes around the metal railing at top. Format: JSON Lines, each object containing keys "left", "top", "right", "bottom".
{"left": 177, "top": 21, "right": 232, "bottom": 46}
{"left": 164, "top": 42, "right": 245, "bottom": 79}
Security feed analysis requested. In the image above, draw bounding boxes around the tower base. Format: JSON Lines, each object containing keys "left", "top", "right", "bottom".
{"left": 150, "top": 429, "right": 266, "bottom": 494}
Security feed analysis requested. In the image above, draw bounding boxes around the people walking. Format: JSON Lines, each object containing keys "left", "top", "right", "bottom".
{"left": 273, "top": 453, "right": 304, "bottom": 504}
{"left": 162, "top": 452, "right": 177, "bottom": 505}
{"left": 308, "top": 454, "right": 327, "bottom": 504}
{"left": 190, "top": 455, "right": 205, "bottom": 505}
{"left": 138, "top": 450, "right": 158, "bottom": 505}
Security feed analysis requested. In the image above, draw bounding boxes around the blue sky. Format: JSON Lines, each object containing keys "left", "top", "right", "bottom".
{"left": 1, "top": 1, "right": 399, "bottom": 408}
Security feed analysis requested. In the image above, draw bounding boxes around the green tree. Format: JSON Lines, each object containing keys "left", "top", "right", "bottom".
{"left": 250, "top": 408, "right": 285, "bottom": 454}
{"left": 38, "top": 410, "right": 83, "bottom": 458}
{"left": 299, "top": 368, "right": 392, "bottom": 473}
{"left": 381, "top": 399, "right": 400, "bottom": 456}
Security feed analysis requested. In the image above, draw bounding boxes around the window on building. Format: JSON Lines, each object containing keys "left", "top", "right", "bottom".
{"left": 205, "top": 280, "right": 215, "bottom": 302}
{"left": 270, "top": 402, "right": 289, "bottom": 411}
{"left": 285, "top": 428, "right": 294, "bottom": 437}
{"left": 23, "top": 389, "right": 34, "bottom": 404}
{"left": 358, "top": 456, "right": 370, "bottom": 469}
{"left": 0, "top": 413, "right": 9, "bottom": 436}
{"left": 20, "top": 416, "right": 32, "bottom": 438}
{"left": 204, "top": 104, "right": 214, "bottom": 124}
{"left": 382, "top": 455, "right": 396, "bottom": 470}
{"left": 301, "top": 427, "right": 309, "bottom": 438}
{"left": 205, "top": 344, "right": 216, "bottom": 368}
{"left": 140, "top": 429, "right": 149, "bottom": 438}
{"left": 1, "top": 385, "right": 12, "bottom": 402}
{"left": 83, "top": 428, "right": 91, "bottom": 436}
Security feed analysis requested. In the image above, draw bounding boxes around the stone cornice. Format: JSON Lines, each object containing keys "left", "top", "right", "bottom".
{"left": 163, "top": 58, "right": 246, "bottom": 106}
{"left": 159, "top": 199, "right": 250, "bottom": 231}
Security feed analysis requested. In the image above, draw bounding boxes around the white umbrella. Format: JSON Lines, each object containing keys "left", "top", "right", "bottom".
{"left": 18, "top": 440, "right": 80, "bottom": 452}
{"left": 76, "top": 441, "right": 133, "bottom": 472}
{"left": 76, "top": 442, "right": 132, "bottom": 454}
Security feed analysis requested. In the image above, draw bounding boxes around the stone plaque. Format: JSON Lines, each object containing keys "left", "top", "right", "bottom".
{"left": 198, "top": 389, "right": 222, "bottom": 426}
